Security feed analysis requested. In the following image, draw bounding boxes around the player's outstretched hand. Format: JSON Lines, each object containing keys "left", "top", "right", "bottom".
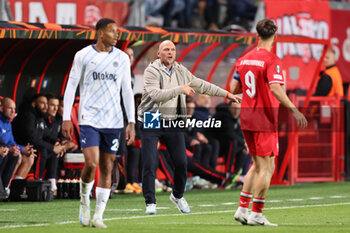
{"left": 227, "top": 92, "right": 241, "bottom": 103}
{"left": 62, "top": 120, "right": 74, "bottom": 140}
{"left": 126, "top": 122, "right": 135, "bottom": 146}
{"left": 292, "top": 110, "right": 308, "bottom": 129}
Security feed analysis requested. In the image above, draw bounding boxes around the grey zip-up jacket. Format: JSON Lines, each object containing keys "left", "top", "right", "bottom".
{"left": 137, "top": 59, "right": 228, "bottom": 121}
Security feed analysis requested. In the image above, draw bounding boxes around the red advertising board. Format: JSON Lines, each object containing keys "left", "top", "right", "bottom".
{"left": 331, "top": 9, "right": 350, "bottom": 83}
{"left": 8, "top": 0, "right": 129, "bottom": 26}
{"left": 265, "top": 0, "right": 330, "bottom": 90}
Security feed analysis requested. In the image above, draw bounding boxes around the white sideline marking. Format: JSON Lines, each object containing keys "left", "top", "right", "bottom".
{"left": 106, "top": 209, "right": 143, "bottom": 212}
{"left": 309, "top": 197, "right": 324, "bottom": 200}
{"left": 0, "top": 223, "right": 49, "bottom": 229}
{"left": 199, "top": 204, "right": 217, "bottom": 207}
{"left": 287, "top": 198, "right": 304, "bottom": 202}
{"left": 264, "top": 202, "right": 350, "bottom": 210}
{"left": 57, "top": 221, "right": 76, "bottom": 225}
{"left": 1, "top": 202, "right": 349, "bottom": 229}
{"left": 275, "top": 223, "right": 346, "bottom": 226}
{"left": 221, "top": 202, "right": 235, "bottom": 205}
{"left": 329, "top": 195, "right": 345, "bottom": 199}
{"left": 268, "top": 200, "right": 282, "bottom": 203}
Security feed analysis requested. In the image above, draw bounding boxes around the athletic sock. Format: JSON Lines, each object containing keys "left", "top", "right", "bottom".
{"left": 239, "top": 191, "right": 252, "bottom": 209}
{"left": 252, "top": 197, "right": 265, "bottom": 215}
{"left": 80, "top": 179, "right": 94, "bottom": 206}
{"left": 94, "top": 187, "right": 110, "bottom": 220}
{"left": 48, "top": 178, "right": 57, "bottom": 191}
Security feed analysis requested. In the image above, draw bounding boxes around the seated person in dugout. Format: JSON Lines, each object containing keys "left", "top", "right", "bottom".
{"left": 211, "top": 101, "right": 249, "bottom": 177}
{"left": 187, "top": 95, "right": 220, "bottom": 170}
{"left": 12, "top": 94, "right": 66, "bottom": 185}
{"left": 0, "top": 97, "right": 37, "bottom": 198}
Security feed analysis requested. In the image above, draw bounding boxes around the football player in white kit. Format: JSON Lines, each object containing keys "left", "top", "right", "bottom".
{"left": 62, "top": 18, "right": 135, "bottom": 228}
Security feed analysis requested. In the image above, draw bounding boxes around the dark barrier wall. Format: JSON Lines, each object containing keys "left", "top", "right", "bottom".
{"left": 0, "top": 38, "right": 92, "bottom": 107}
{"left": 345, "top": 100, "right": 350, "bottom": 181}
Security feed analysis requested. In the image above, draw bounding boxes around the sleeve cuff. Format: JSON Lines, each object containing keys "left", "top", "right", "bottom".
{"left": 269, "top": 81, "right": 285, "bottom": 85}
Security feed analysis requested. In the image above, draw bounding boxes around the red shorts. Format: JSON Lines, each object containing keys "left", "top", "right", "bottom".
{"left": 242, "top": 131, "right": 279, "bottom": 156}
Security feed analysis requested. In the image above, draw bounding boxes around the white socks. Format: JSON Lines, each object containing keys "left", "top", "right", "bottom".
{"left": 80, "top": 179, "right": 94, "bottom": 206}
{"left": 250, "top": 211, "right": 262, "bottom": 218}
{"left": 94, "top": 187, "right": 110, "bottom": 220}
{"left": 14, "top": 176, "right": 24, "bottom": 180}
{"left": 48, "top": 178, "right": 57, "bottom": 191}
{"left": 79, "top": 179, "right": 110, "bottom": 220}
{"left": 238, "top": 206, "right": 248, "bottom": 214}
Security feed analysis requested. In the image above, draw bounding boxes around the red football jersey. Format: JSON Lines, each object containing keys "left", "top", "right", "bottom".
{"left": 235, "top": 48, "right": 285, "bottom": 132}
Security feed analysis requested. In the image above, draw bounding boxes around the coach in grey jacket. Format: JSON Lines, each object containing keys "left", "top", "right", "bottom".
{"left": 138, "top": 40, "right": 240, "bottom": 215}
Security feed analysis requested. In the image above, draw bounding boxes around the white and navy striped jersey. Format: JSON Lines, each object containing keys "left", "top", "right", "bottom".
{"left": 63, "top": 45, "right": 135, "bottom": 129}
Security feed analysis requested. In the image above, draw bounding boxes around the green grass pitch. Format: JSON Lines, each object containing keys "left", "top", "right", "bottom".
{"left": 0, "top": 182, "right": 349, "bottom": 232}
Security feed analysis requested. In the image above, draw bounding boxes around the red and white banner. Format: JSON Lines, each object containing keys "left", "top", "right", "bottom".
{"left": 8, "top": 0, "right": 129, "bottom": 26}
{"left": 330, "top": 9, "right": 350, "bottom": 83}
{"left": 265, "top": 0, "right": 330, "bottom": 90}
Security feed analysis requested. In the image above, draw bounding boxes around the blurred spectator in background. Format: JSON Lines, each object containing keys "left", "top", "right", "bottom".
{"left": 142, "top": 0, "right": 258, "bottom": 30}
{"left": 125, "top": 47, "right": 136, "bottom": 90}
{"left": 314, "top": 49, "right": 344, "bottom": 97}
{"left": 192, "top": 94, "right": 220, "bottom": 170}
{"left": 204, "top": 0, "right": 220, "bottom": 30}
{"left": 145, "top": 0, "right": 185, "bottom": 27}
{"left": 178, "top": 0, "right": 199, "bottom": 28}
{"left": 125, "top": 94, "right": 143, "bottom": 194}
{"left": 185, "top": 96, "right": 217, "bottom": 169}
{"left": 0, "top": 97, "right": 36, "bottom": 198}
{"left": 212, "top": 101, "right": 249, "bottom": 178}
{"left": 226, "top": 0, "right": 257, "bottom": 30}
{"left": 158, "top": 141, "right": 236, "bottom": 189}
{"left": 128, "top": 0, "right": 146, "bottom": 26}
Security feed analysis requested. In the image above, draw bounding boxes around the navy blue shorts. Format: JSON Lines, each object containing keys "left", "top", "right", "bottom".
{"left": 79, "top": 125, "right": 121, "bottom": 154}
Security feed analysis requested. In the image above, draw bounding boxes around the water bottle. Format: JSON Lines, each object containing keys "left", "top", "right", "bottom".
{"left": 63, "top": 179, "right": 70, "bottom": 199}
{"left": 70, "top": 179, "right": 80, "bottom": 199}
{"left": 57, "top": 179, "right": 64, "bottom": 199}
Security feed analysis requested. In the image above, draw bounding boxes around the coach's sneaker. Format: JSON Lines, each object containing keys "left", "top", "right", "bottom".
{"left": 170, "top": 193, "right": 191, "bottom": 214}
{"left": 247, "top": 214, "right": 278, "bottom": 226}
{"left": 79, "top": 203, "right": 91, "bottom": 227}
{"left": 234, "top": 208, "right": 249, "bottom": 225}
{"left": 145, "top": 203, "right": 157, "bottom": 214}
{"left": 92, "top": 216, "right": 107, "bottom": 228}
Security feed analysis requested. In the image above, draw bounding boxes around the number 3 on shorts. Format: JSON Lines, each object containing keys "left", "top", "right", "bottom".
{"left": 111, "top": 139, "right": 119, "bottom": 151}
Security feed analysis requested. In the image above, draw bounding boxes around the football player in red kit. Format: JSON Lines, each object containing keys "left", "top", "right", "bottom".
{"left": 230, "top": 18, "right": 307, "bottom": 226}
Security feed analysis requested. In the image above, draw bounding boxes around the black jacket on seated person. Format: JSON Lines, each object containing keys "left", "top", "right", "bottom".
{"left": 210, "top": 103, "right": 245, "bottom": 156}
{"left": 12, "top": 106, "right": 53, "bottom": 152}
{"left": 44, "top": 116, "right": 61, "bottom": 144}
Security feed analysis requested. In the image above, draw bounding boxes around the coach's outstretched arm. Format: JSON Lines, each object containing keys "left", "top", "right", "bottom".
{"left": 182, "top": 65, "right": 240, "bottom": 102}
